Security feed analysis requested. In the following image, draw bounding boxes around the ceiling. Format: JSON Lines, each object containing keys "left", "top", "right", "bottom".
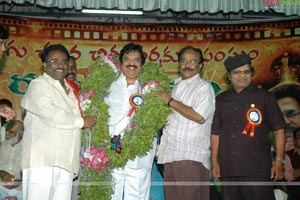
{"left": 0, "top": 1, "right": 299, "bottom": 24}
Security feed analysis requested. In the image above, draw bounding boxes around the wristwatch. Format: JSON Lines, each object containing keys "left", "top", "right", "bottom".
{"left": 275, "top": 156, "right": 285, "bottom": 164}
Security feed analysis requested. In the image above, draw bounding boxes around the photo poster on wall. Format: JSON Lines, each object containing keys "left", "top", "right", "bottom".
{"left": 0, "top": 15, "right": 300, "bottom": 121}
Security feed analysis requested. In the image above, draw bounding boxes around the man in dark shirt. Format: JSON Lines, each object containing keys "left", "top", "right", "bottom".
{"left": 211, "top": 54, "right": 286, "bottom": 200}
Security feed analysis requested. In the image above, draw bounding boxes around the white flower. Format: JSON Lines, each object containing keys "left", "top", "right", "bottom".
{"left": 83, "top": 151, "right": 93, "bottom": 160}
{"left": 142, "top": 84, "right": 156, "bottom": 94}
{"left": 142, "top": 80, "right": 160, "bottom": 94}
{"left": 80, "top": 99, "right": 91, "bottom": 111}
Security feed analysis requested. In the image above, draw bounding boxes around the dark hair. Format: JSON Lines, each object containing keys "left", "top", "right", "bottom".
{"left": 0, "top": 25, "right": 9, "bottom": 39}
{"left": 178, "top": 46, "right": 204, "bottom": 64}
{"left": 0, "top": 98, "right": 12, "bottom": 108}
{"left": 272, "top": 85, "right": 300, "bottom": 103}
{"left": 294, "top": 126, "right": 300, "bottom": 139}
{"left": 41, "top": 44, "right": 70, "bottom": 63}
{"left": 0, "top": 98, "right": 13, "bottom": 125}
{"left": 119, "top": 43, "right": 146, "bottom": 65}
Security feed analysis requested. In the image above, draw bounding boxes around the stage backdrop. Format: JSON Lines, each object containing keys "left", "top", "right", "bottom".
{"left": 0, "top": 15, "right": 300, "bottom": 119}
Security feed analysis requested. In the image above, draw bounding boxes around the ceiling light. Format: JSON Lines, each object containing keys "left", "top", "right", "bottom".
{"left": 82, "top": 9, "right": 143, "bottom": 15}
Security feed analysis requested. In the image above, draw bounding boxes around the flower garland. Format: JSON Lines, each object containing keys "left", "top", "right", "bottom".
{"left": 78, "top": 55, "right": 172, "bottom": 200}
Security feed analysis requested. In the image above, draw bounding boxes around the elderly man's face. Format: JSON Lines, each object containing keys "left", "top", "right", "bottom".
{"left": 179, "top": 49, "right": 203, "bottom": 80}
{"left": 5, "top": 122, "right": 23, "bottom": 146}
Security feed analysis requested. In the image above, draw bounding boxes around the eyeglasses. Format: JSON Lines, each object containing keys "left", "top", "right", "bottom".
{"left": 46, "top": 58, "right": 68, "bottom": 66}
{"left": 179, "top": 59, "right": 199, "bottom": 66}
{"left": 283, "top": 109, "right": 300, "bottom": 118}
{"left": 231, "top": 70, "right": 252, "bottom": 76}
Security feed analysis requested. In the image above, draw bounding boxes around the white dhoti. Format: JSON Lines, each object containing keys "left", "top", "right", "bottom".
{"left": 111, "top": 138, "right": 157, "bottom": 200}
{"left": 22, "top": 167, "right": 73, "bottom": 200}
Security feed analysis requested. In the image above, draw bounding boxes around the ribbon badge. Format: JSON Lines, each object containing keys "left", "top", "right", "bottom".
{"left": 242, "top": 104, "right": 262, "bottom": 138}
{"left": 128, "top": 93, "right": 143, "bottom": 117}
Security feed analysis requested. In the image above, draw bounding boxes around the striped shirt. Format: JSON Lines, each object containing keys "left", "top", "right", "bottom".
{"left": 157, "top": 74, "right": 215, "bottom": 170}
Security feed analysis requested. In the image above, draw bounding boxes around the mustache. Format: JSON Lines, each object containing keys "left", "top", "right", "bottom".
{"left": 65, "top": 73, "right": 76, "bottom": 77}
{"left": 126, "top": 65, "right": 138, "bottom": 69}
{"left": 182, "top": 68, "right": 194, "bottom": 71}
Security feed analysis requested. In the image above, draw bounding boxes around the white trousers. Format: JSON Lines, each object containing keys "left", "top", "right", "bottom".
{"left": 111, "top": 138, "right": 157, "bottom": 200}
{"left": 22, "top": 167, "right": 73, "bottom": 200}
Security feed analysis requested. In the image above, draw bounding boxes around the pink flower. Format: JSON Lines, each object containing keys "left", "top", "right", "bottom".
{"left": 130, "top": 122, "right": 135, "bottom": 129}
{"left": 104, "top": 55, "right": 121, "bottom": 72}
{"left": 81, "top": 146, "right": 109, "bottom": 170}
{"left": 79, "top": 91, "right": 96, "bottom": 102}
{"left": 144, "top": 80, "right": 160, "bottom": 87}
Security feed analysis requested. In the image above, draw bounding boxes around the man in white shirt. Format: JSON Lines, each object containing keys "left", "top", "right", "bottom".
{"left": 21, "top": 44, "right": 97, "bottom": 200}
{"left": 105, "top": 43, "right": 157, "bottom": 200}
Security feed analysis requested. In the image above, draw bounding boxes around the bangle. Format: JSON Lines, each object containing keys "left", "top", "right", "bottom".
{"left": 167, "top": 97, "right": 174, "bottom": 107}
{"left": 275, "top": 157, "right": 285, "bottom": 164}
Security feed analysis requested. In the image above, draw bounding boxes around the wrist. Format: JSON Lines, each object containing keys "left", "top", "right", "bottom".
{"left": 167, "top": 97, "right": 174, "bottom": 107}
{"left": 275, "top": 156, "right": 285, "bottom": 164}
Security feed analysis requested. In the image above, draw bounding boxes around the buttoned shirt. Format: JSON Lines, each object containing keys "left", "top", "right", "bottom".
{"left": 212, "top": 84, "right": 286, "bottom": 177}
{"left": 21, "top": 73, "right": 84, "bottom": 176}
{"left": 0, "top": 140, "right": 22, "bottom": 180}
{"left": 105, "top": 73, "right": 140, "bottom": 138}
{"left": 105, "top": 73, "right": 157, "bottom": 169}
{"left": 157, "top": 74, "right": 215, "bottom": 170}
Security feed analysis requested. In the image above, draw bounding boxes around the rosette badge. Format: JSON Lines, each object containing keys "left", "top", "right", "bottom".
{"left": 242, "top": 104, "right": 262, "bottom": 137}
{"left": 128, "top": 93, "right": 143, "bottom": 117}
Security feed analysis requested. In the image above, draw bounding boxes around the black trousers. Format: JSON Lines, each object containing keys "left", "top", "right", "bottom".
{"left": 221, "top": 176, "right": 275, "bottom": 200}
